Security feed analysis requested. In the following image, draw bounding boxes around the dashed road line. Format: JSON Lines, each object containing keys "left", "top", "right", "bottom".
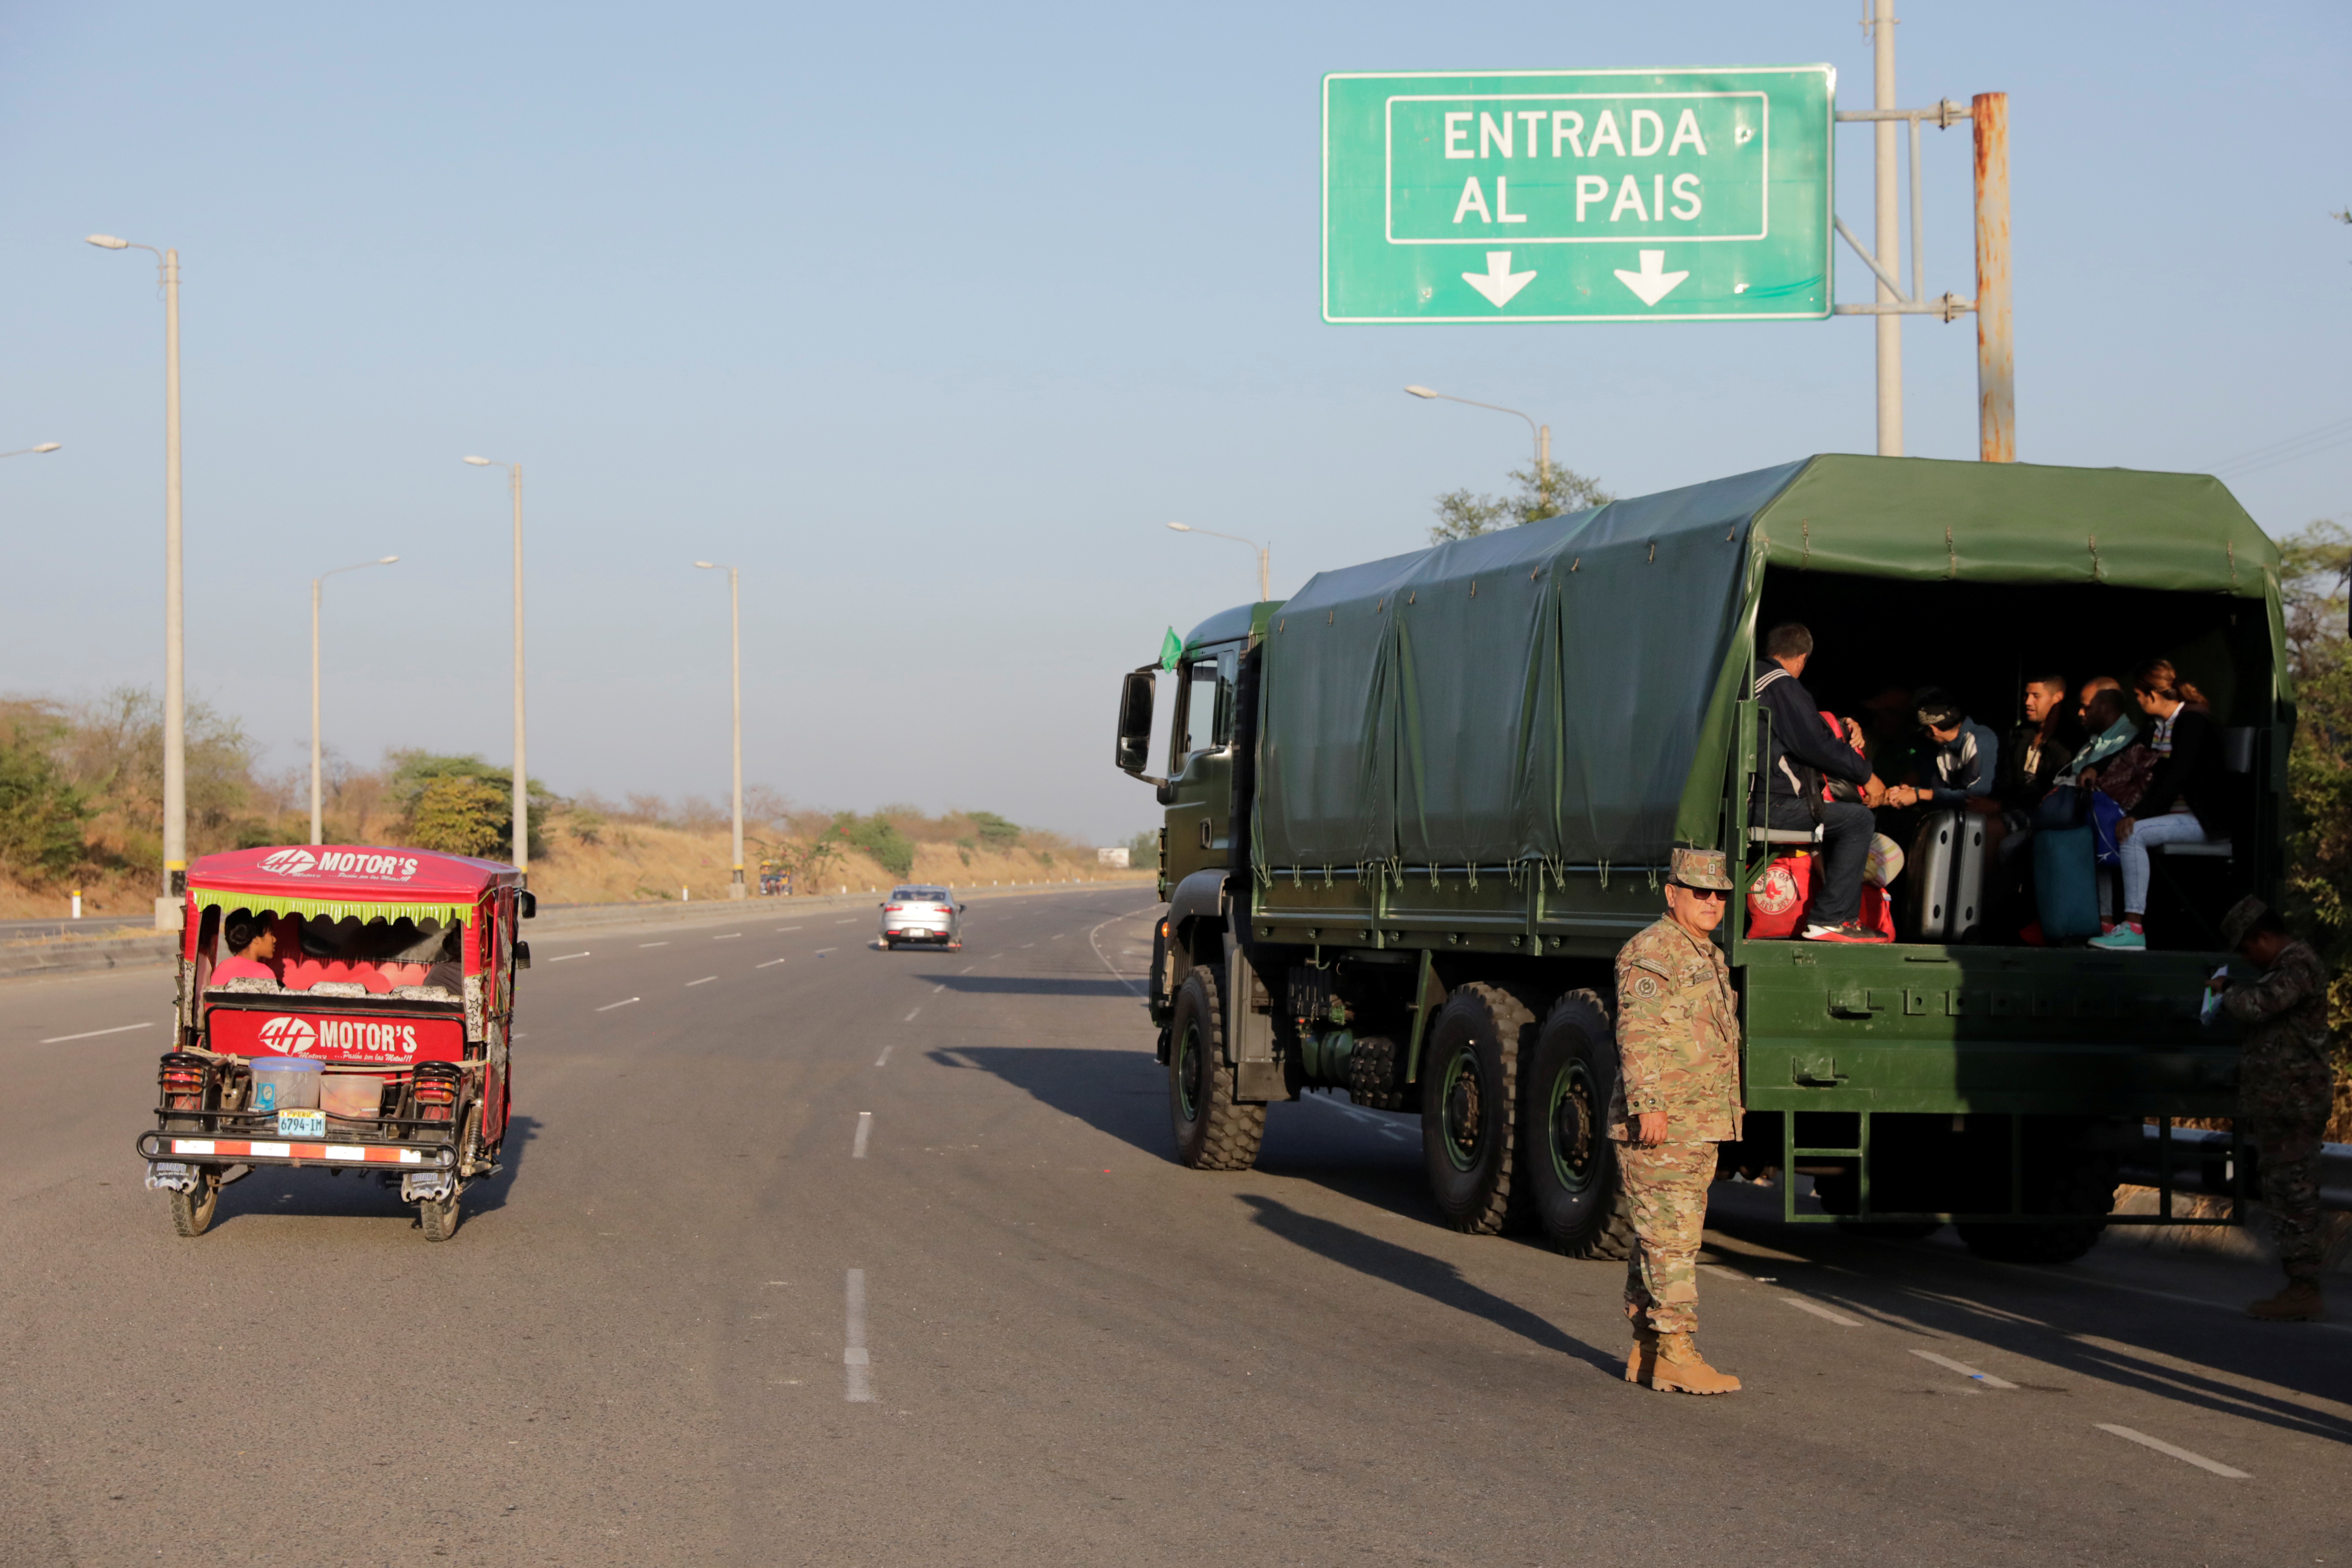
{"left": 834, "top": 919, "right": 855, "bottom": 925}
{"left": 596, "top": 997, "right": 641, "bottom": 1013}
{"left": 959, "top": 964, "right": 975, "bottom": 974}
{"left": 844, "top": 1269, "right": 874, "bottom": 1402}
{"left": 814, "top": 947, "right": 838, "bottom": 957}
{"left": 902, "top": 1007, "right": 921, "bottom": 1022}
{"left": 757, "top": 957, "right": 788, "bottom": 969}
{"left": 1910, "top": 1349, "right": 2017, "bottom": 1389}
{"left": 686, "top": 976, "right": 717, "bottom": 987}
{"left": 775, "top": 926, "right": 803, "bottom": 932}
{"left": 852, "top": 1111, "right": 873, "bottom": 1159}
{"left": 930, "top": 983, "right": 946, "bottom": 993}
{"left": 549, "top": 951, "right": 591, "bottom": 963}
{"left": 940, "top": 1049, "right": 979, "bottom": 1069}
{"left": 712, "top": 932, "right": 742, "bottom": 941}
{"left": 37, "top": 1022, "right": 155, "bottom": 1044}
{"left": 1780, "top": 1296, "right": 1864, "bottom": 1327}
{"left": 2095, "top": 1424, "right": 2248, "bottom": 1478}
{"left": 874, "top": 1044, "right": 893, "bottom": 1067}
{"left": 638, "top": 941, "right": 670, "bottom": 948}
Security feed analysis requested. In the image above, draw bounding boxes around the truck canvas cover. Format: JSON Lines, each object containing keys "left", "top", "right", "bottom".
{"left": 1252, "top": 453, "right": 2284, "bottom": 877}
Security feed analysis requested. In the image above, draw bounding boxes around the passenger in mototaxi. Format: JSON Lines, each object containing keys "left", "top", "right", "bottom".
{"left": 208, "top": 916, "right": 283, "bottom": 984}
{"left": 1750, "top": 621, "right": 1892, "bottom": 944}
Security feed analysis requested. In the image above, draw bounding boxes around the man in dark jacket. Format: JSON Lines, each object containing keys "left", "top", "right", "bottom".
{"left": 1752, "top": 623, "right": 1888, "bottom": 942}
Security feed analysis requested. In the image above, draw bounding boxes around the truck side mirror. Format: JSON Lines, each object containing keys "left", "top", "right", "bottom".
{"left": 1116, "top": 666, "right": 1160, "bottom": 778}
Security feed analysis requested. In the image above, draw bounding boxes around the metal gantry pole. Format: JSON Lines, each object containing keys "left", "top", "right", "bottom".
{"left": 511, "top": 462, "right": 528, "bottom": 882}
{"left": 162, "top": 248, "right": 186, "bottom": 920}
{"left": 729, "top": 565, "right": 745, "bottom": 897}
{"left": 1872, "top": 0, "right": 1902, "bottom": 456}
{"left": 1973, "top": 92, "right": 2015, "bottom": 462}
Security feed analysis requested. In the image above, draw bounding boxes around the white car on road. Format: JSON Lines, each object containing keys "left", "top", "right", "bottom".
{"left": 880, "top": 886, "right": 963, "bottom": 950}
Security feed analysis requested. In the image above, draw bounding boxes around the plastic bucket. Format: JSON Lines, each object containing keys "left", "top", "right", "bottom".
{"left": 320, "top": 1073, "right": 385, "bottom": 1119}
{"left": 249, "top": 1056, "right": 322, "bottom": 1113}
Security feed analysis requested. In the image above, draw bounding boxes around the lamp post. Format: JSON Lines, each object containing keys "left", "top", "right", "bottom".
{"left": 310, "top": 557, "right": 400, "bottom": 844}
{"left": 88, "top": 233, "right": 184, "bottom": 928}
{"left": 463, "top": 455, "right": 528, "bottom": 879}
{"left": 1404, "top": 384, "right": 1550, "bottom": 493}
{"left": 693, "top": 561, "right": 746, "bottom": 897}
{"left": 0, "top": 442, "right": 62, "bottom": 459}
{"left": 1165, "top": 522, "right": 1271, "bottom": 603}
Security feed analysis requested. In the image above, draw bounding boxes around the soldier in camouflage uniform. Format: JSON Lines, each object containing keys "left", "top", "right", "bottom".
{"left": 2211, "top": 896, "right": 2337, "bottom": 1321}
{"left": 1610, "top": 846, "right": 1744, "bottom": 1394}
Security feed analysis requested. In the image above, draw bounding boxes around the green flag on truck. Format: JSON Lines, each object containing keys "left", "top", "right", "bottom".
{"left": 1160, "top": 627, "right": 1184, "bottom": 670}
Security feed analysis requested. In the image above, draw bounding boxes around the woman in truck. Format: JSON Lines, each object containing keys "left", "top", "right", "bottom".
{"left": 2090, "top": 658, "right": 2228, "bottom": 951}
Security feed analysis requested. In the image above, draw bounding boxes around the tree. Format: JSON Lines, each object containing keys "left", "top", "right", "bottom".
{"left": 407, "top": 775, "right": 509, "bottom": 857}
{"left": 0, "top": 704, "right": 89, "bottom": 877}
{"left": 385, "top": 750, "right": 554, "bottom": 859}
{"left": 2277, "top": 520, "right": 2352, "bottom": 1137}
{"left": 831, "top": 812, "right": 915, "bottom": 879}
{"left": 1430, "top": 461, "right": 1613, "bottom": 544}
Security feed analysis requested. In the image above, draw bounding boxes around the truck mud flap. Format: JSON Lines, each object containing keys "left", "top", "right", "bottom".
{"left": 1226, "top": 942, "right": 1285, "bottom": 1101}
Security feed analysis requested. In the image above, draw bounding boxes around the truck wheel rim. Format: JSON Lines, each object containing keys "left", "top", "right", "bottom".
{"left": 1176, "top": 1021, "right": 1203, "bottom": 1121}
{"left": 1441, "top": 1046, "right": 1484, "bottom": 1171}
{"left": 1548, "top": 1060, "right": 1597, "bottom": 1194}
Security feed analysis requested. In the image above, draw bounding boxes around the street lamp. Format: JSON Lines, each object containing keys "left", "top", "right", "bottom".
{"left": 89, "top": 232, "right": 185, "bottom": 928}
{"left": 1166, "top": 521, "right": 1271, "bottom": 603}
{"left": 1405, "top": 384, "right": 1551, "bottom": 493}
{"left": 1, "top": 442, "right": 62, "bottom": 459}
{"left": 463, "top": 455, "right": 529, "bottom": 879}
{"left": 693, "top": 561, "right": 746, "bottom": 898}
{"left": 310, "top": 557, "right": 400, "bottom": 845}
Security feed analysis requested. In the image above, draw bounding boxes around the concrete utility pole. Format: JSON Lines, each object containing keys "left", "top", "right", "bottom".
{"left": 1872, "top": 0, "right": 1902, "bottom": 456}
{"left": 310, "top": 557, "right": 399, "bottom": 844}
{"left": 695, "top": 561, "right": 746, "bottom": 897}
{"left": 464, "top": 456, "right": 530, "bottom": 879}
{"left": 86, "top": 235, "right": 184, "bottom": 927}
{"left": 1973, "top": 92, "right": 2014, "bottom": 462}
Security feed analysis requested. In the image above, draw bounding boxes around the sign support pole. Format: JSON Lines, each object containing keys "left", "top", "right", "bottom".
{"left": 1973, "top": 92, "right": 2014, "bottom": 462}
{"left": 1872, "top": 0, "right": 1903, "bottom": 456}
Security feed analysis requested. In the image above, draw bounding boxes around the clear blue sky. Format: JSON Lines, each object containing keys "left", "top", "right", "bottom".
{"left": 2, "top": 2, "right": 2344, "bottom": 844}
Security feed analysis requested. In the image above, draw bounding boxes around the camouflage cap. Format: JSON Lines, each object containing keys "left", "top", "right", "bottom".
{"left": 2219, "top": 895, "right": 2272, "bottom": 949}
{"left": 1668, "top": 846, "right": 1734, "bottom": 891}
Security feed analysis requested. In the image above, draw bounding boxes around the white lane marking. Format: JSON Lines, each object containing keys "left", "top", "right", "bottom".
{"left": 757, "top": 957, "right": 788, "bottom": 969}
{"left": 874, "top": 1045, "right": 893, "bottom": 1067}
{"left": 1020, "top": 943, "right": 1034, "bottom": 949}
{"left": 549, "top": 951, "right": 592, "bottom": 963}
{"left": 775, "top": 926, "right": 803, "bottom": 932}
{"left": 686, "top": 976, "right": 717, "bottom": 987}
{"left": 1086, "top": 905, "right": 1159, "bottom": 997}
{"left": 902, "top": 1007, "right": 921, "bottom": 1022}
{"left": 1910, "top": 1349, "right": 2017, "bottom": 1389}
{"left": 1968, "top": 1257, "right": 2352, "bottom": 1338}
{"left": 638, "top": 941, "right": 670, "bottom": 948}
{"left": 940, "top": 1049, "right": 979, "bottom": 1069}
{"left": 834, "top": 919, "right": 855, "bottom": 925}
{"left": 712, "top": 932, "right": 742, "bottom": 941}
{"left": 596, "top": 997, "right": 641, "bottom": 1013}
{"left": 959, "top": 964, "right": 974, "bottom": 974}
{"left": 930, "top": 983, "right": 945, "bottom": 994}
{"left": 1780, "top": 1296, "right": 1864, "bottom": 1327}
{"left": 852, "top": 1111, "right": 873, "bottom": 1158}
{"left": 2095, "top": 1424, "right": 2248, "bottom": 1478}
{"left": 1300, "top": 1094, "right": 1412, "bottom": 1142}
{"left": 38, "top": 1022, "right": 155, "bottom": 1044}
{"left": 844, "top": 1269, "right": 874, "bottom": 1402}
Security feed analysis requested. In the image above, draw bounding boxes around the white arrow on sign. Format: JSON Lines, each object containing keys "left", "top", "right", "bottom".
{"left": 1462, "top": 250, "right": 1536, "bottom": 308}
{"left": 1613, "top": 249, "right": 1689, "bottom": 307}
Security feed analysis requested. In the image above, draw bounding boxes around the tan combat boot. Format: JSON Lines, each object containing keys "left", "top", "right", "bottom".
{"left": 1624, "top": 1327, "right": 1659, "bottom": 1385}
{"left": 2247, "top": 1280, "right": 2324, "bottom": 1322}
{"left": 1645, "top": 1333, "right": 1741, "bottom": 1394}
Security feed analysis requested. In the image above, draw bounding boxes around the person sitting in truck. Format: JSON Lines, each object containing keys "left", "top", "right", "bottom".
{"left": 1752, "top": 623, "right": 1888, "bottom": 943}
{"left": 2059, "top": 688, "right": 2139, "bottom": 795}
{"left": 1985, "top": 672, "right": 2081, "bottom": 859}
{"left": 2091, "top": 658, "right": 2229, "bottom": 951}
{"left": 1881, "top": 690, "right": 1997, "bottom": 811}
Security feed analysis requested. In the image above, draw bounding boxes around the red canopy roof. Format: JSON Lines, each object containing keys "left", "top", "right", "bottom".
{"left": 188, "top": 845, "right": 520, "bottom": 906}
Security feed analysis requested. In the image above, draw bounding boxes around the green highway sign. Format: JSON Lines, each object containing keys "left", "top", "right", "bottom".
{"left": 1322, "top": 66, "right": 1835, "bottom": 323}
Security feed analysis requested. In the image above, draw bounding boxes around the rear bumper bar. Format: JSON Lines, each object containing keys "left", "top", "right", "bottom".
{"left": 137, "top": 1130, "right": 457, "bottom": 1169}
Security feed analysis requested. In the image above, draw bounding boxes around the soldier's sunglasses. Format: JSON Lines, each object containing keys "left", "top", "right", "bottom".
{"left": 1673, "top": 885, "right": 1730, "bottom": 901}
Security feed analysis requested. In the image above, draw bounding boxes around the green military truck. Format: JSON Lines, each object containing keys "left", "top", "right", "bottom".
{"left": 1114, "top": 455, "right": 2286, "bottom": 1261}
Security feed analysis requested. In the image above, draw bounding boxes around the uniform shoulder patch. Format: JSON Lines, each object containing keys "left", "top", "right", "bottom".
{"left": 1628, "top": 972, "right": 1662, "bottom": 1000}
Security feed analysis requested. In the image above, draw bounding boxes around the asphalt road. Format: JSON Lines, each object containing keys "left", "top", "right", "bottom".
{"left": 2, "top": 886, "right": 2344, "bottom": 1567}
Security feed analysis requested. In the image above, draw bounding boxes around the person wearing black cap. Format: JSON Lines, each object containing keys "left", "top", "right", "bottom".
{"left": 1882, "top": 689, "right": 1999, "bottom": 812}
{"left": 1752, "top": 623, "right": 1889, "bottom": 943}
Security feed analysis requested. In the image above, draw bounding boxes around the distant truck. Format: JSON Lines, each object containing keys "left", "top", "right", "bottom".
{"left": 1114, "top": 455, "right": 2284, "bottom": 1260}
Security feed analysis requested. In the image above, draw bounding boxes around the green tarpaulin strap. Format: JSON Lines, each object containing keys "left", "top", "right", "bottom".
{"left": 1159, "top": 627, "right": 1184, "bottom": 670}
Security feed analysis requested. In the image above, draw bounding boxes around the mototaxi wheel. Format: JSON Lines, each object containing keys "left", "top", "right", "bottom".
{"left": 169, "top": 1169, "right": 222, "bottom": 1238}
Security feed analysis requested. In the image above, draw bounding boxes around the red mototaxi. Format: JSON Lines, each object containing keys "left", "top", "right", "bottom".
{"left": 136, "top": 845, "right": 533, "bottom": 1240}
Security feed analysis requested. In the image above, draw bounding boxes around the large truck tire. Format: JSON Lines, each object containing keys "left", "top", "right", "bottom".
{"left": 1167, "top": 964, "right": 1265, "bottom": 1171}
{"left": 1522, "top": 990, "right": 1635, "bottom": 1260}
{"left": 1421, "top": 983, "right": 1535, "bottom": 1234}
{"left": 1957, "top": 1153, "right": 2117, "bottom": 1264}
